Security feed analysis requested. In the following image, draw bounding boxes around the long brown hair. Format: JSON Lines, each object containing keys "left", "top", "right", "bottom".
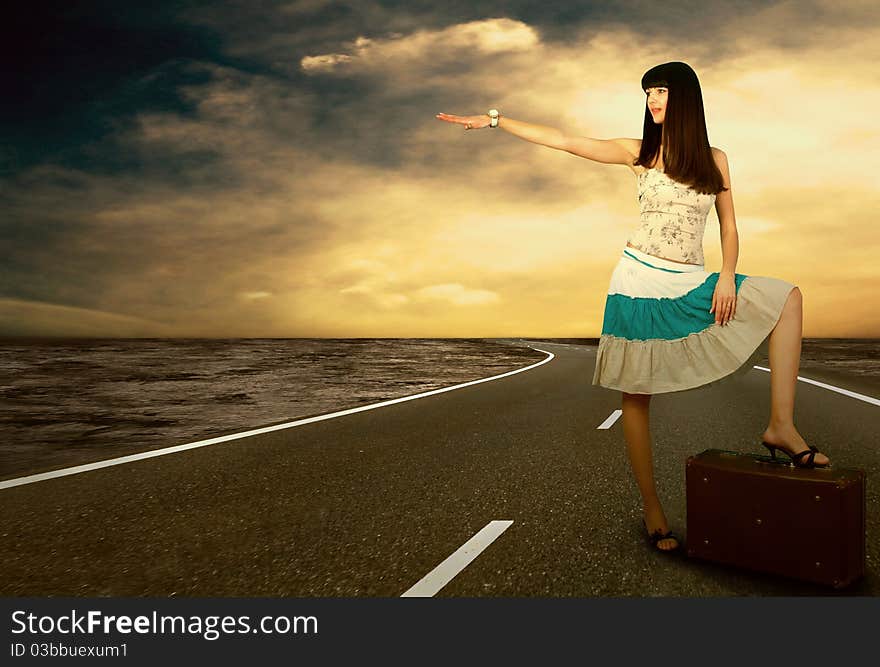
{"left": 634, "top": 61, "right": 728, "bottom": 196}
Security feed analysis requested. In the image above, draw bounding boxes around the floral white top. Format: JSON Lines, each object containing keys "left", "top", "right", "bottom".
{"left": 626, "top": 167, "right": 717, "bottom": 265}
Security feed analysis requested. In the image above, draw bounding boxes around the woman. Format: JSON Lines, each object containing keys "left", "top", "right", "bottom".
{"left": 436, "top": 61, "right": 830, "bottom": 554}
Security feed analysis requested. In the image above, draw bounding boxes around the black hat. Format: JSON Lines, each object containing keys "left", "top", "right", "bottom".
{"left": 641, "top": 61, "right": 699, "bottom": 90}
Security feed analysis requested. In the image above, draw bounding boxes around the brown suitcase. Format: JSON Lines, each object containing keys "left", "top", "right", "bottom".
{"left": 685, "top": 448, "right": 866, "bottom": 589}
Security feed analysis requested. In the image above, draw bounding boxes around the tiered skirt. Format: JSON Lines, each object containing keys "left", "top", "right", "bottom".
{"left": 591, "top": 245, "right": 797, "bottom": 395}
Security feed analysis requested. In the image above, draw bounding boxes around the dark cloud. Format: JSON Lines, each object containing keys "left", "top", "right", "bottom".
{"left": 3, "top": 1, "right": 227, "bottom": 174}
{"left": 2, "top": 0, "right": 856, "bottom": 176}
{"left": 2, "top": 0, "right": 872, "bottom": 190}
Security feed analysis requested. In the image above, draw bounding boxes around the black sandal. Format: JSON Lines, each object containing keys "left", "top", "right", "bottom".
{"left": 761, "top": 441, "right": 830, "bottom": 468}
{"left": 643, "top": 518, "right": 682, "bottom": 553}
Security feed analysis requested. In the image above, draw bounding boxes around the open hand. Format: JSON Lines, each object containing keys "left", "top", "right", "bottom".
{"left": 435, "top": 112, "right": 490, "bottom": 131}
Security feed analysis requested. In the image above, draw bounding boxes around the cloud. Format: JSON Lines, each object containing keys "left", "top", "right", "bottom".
{"left": 0, "top": 298, "right": 177, "bottom": 338}
{"left": 3, "top": 3, "right": 879, "bottom": 338}
{"left": 239, "top": 291, "right": 274, "bottom": 301}
{"left": 300, "top": 18, "right": 539, "bottom": 74}
{"left": 414, "top": 283, "right": 501, "bottom": 306}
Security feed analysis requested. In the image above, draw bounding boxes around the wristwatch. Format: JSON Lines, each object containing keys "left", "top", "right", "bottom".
{"left": 488, "top": 109, "right": 500, "bottom": 128}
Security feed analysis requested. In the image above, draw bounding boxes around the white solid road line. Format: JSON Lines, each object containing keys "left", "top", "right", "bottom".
{"left": 401, "top": 520, "right": 514, "bottom": 597}
{"left": 4, "top": 349, "right": 874, "bottom": 492}
{"left": 592, "top": 368, "right": 879, "bottom": 431}
{"left": 753, "top": 365, "right": 880, "bottom": 407}
{"left": 0, "top": 351, "right": 555, "bottom": 491}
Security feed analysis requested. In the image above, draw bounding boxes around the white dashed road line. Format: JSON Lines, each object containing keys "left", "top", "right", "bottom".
{"left": 401, "top": 520, "right": 514, "bottom": 597}
{"left": 597, "top": 409, "right": 623, "bottom": 430}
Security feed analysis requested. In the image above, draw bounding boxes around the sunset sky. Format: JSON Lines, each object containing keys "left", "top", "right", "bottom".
{"left": 2, "top": 0, "right": 878, "bottom": 338}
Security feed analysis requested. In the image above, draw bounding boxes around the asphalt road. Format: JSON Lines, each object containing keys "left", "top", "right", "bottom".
{"left": 1, "top": 340, "right": 876, "bottom": 596}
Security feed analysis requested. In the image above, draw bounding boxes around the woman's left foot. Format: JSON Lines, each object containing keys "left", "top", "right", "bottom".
{"left": 761, "top": 424, "right": 830, "bottom": 467}
{"left": 642, "top": 508, "right": 681, "bottom": 552}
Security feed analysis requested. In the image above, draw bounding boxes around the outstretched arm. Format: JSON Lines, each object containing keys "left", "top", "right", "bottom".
{"left": 436, "top": 112, "right": 636, "bottom": 166}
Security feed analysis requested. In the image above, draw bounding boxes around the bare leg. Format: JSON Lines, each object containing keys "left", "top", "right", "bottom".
{"left": 761, "top": 286, "right": 830, "bottom": 465}
{"left": 621, "top": 391, "right": 678, "bottom": 550}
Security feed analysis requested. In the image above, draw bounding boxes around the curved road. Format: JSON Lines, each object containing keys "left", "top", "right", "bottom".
{"left": 1, "top": 340, "right": 876, "bottom": 596}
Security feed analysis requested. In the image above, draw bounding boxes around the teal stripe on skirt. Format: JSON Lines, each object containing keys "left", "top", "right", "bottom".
{"left": 601, "top": 272, "right": 749, "bottom": 340}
